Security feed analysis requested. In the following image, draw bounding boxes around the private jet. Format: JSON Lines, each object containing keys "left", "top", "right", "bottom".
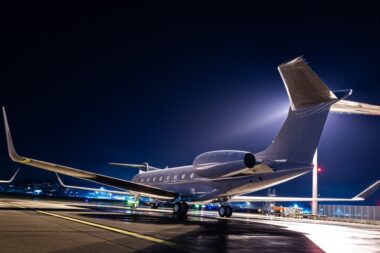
{"left": 3, "top": 57, "right": 380, "bottom": 217}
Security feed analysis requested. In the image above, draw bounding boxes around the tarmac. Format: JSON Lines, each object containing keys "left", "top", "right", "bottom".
{"left": 0, "top": 195, "right": 379, "bottom": 253}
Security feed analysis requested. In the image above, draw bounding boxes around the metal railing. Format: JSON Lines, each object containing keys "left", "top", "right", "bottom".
{"left": 319, "top": 204, "right": 380, "bottom": 222}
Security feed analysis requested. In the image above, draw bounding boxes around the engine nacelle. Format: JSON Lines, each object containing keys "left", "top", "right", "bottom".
{"left": 193, "top": 150, "right": 256, "bottom": 178}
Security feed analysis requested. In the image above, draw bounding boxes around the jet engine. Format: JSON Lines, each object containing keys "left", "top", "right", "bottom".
{"left": 193, "top": 150, "right": 256, "bottom": 178}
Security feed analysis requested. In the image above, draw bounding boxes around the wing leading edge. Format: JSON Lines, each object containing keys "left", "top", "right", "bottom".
{"left": 2, "top": 107, "right": 176, "bottom": 200}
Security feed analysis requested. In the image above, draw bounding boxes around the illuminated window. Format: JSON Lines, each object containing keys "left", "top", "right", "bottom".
{"left": 181, "top": 173, "right": 186, "bottom": 180}
{"left": 189, "top": 172, "right": 195, "bottom": 179}
{"left": 153, "top": 176, "right": 157, "bottom": 182}
{"left": 165, "top": 174, "right": 171, "bottom": 181}
{"left": 172, "top": 174, "right": 178, "bottom": 182}
{"left": 159, "top": 175, "right": 163, "bottom": 182}
{"left": 146, "top": 177, "right": 150, "bottom": 183}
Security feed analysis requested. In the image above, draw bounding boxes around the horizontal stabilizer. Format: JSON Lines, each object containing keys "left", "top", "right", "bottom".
{"left": 109, "top": 162, "right": 161, "bottom": 171}
{"left": 331, "top": 99, "right": 380, "bottom": 116}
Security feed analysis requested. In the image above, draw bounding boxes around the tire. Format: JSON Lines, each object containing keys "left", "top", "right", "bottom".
{"left": 181, "top": 202, "right": 189, "bottom": 215}
{"left": 218, "top": 205, "right": 226, "bottom": 217}
{"left": 173, "top": 202, "right": 182, "bottom": 214}
{"left": 225, "top": 206, "right": 233, "bottom": 217}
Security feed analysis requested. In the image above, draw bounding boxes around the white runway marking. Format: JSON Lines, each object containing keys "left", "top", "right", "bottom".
{"left": 283, "top": 222, "right": 380, "bottom": 253}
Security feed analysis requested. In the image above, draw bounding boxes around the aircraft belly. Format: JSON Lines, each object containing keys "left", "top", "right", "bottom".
{"left": 152, "top": 181, "right": 215, "bottom": 199}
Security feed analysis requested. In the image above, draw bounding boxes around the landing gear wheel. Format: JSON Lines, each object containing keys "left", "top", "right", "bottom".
{"left": 219, "top": 205, "right": 233, "bottom": 217}
{"left": 150, "top": 202, "right": 159, "bottom": 209}
{"left": 218, "top": 205, "right": 226, "bottom": 217}
{"left": 181, "top": 202, "right": 189, "bottom": 215}
{"left": 173, "top": 202, "right": 182, "bottom": 214}
{"left": 173, "top": 202, "right": 188, "bottom": 216}
{"left": 225, "top": 205, "right": 233, "bottom": 217}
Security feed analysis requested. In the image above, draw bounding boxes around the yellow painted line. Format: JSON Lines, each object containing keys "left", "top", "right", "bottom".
{"left": 0, "top": 201, "right": 188, "bottom": 252}
{"left": 36, "top": 210, "right": 184, "bottom": 250}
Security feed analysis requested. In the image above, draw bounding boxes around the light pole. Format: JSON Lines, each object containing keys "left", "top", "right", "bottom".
{"left": 311, "top": 99, "right": 380, "bottom": 216}
{"left": 312, "top": 150, "right": 318, "bottom": 215}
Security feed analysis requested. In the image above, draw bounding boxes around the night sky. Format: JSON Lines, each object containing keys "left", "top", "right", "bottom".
{"left": 1, "top": 2, "right": 380, "bottom": 205}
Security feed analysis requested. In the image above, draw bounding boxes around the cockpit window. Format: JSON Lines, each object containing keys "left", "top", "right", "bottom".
{"left": 189, "top": 172, "right": 195, "bottom": 179}
{"left": 153, "top": 176, "right": 157, "bottom": 182}
{"left": 165, "top": 174, "right": 171, "bottom": 181}
{"left": 146, "top": 177, "right": 150, "bottom": 183}
{"left": 172, "top": 174, "right": 179, "bottom": 182}
{"left": 159, "top": 175, "right": 163, "bottom": 182}
{"left": 180, "top": 173, "right": 186, "bottom": 180}
{"left": 141, "top": 177, "right": 145, "bottom": 183}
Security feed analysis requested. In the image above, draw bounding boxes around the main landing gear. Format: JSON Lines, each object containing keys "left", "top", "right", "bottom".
{"left": 218, "top": 204, "right": 233, "bottom": 217}
{"left": 173, "top": 202, "right": 189, "bottom": 216}
{"left": 150, "top": 202, "right": 159, "bottom": 209}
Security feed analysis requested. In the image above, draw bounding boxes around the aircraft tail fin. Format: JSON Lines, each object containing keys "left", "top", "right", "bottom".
{"left": 257, "top": 57, "right": 351, "bottom": 165}
{"left": 280, "top": 57, "right": 337, "bottom": 111}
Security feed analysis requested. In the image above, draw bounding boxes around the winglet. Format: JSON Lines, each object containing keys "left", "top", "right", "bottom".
{"left": 2, "top": 107, "right": 22, "bottom": 162}
{"left": 0, "top": 169, "right": 20, "bottom": 183}
{"left": 55, "top": 173, "right": 67, "bottom": 187}
{"left": 353, "top": 180, "right": 380, "bottom": 200}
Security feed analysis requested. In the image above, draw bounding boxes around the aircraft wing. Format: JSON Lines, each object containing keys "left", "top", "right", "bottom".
{"left": 55, "top": 173, "right": 131, "bottom": 195}
{"left": 230, "top": 180, "right": 380, "bottom": 202}
{"left": 2, "top": 107, "right": 176, "bottom": 200}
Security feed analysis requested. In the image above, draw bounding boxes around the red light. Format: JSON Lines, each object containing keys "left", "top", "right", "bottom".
{"left": 317, "top": 167, "right": 322, "bottom": 173}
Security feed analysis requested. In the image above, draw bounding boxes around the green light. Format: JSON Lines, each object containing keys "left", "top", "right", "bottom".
{"left": 125, "top": 199, "right": 139, "bottom": 207}
{"left": 194, "top": 204, "right": 200, "bottom": 209}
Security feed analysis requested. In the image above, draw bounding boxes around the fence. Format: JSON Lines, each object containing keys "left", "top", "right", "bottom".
{"left": 319, "top": 204, "right": 380, "bottom": 222}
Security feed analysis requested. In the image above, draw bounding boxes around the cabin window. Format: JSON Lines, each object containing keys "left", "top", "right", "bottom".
{"left": 153, "top": 176, "right": 157, "bottom": 182}
{"left": 189, "top": 172, "right": 195, "bottom": 179}
{"left": 146, "top": 177, "right": 150, "bottom": 183}
{"left": 159, "top": 175, "right": 163, "bottom": 182}
{"left": 172, "top": 174, "right": 179, "bottom": 182}
{"left": 165, "top": 174, "right": 171, "bottom": 181}
{"left": 180, "top": 173, "right": 186, "bottom": 180}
